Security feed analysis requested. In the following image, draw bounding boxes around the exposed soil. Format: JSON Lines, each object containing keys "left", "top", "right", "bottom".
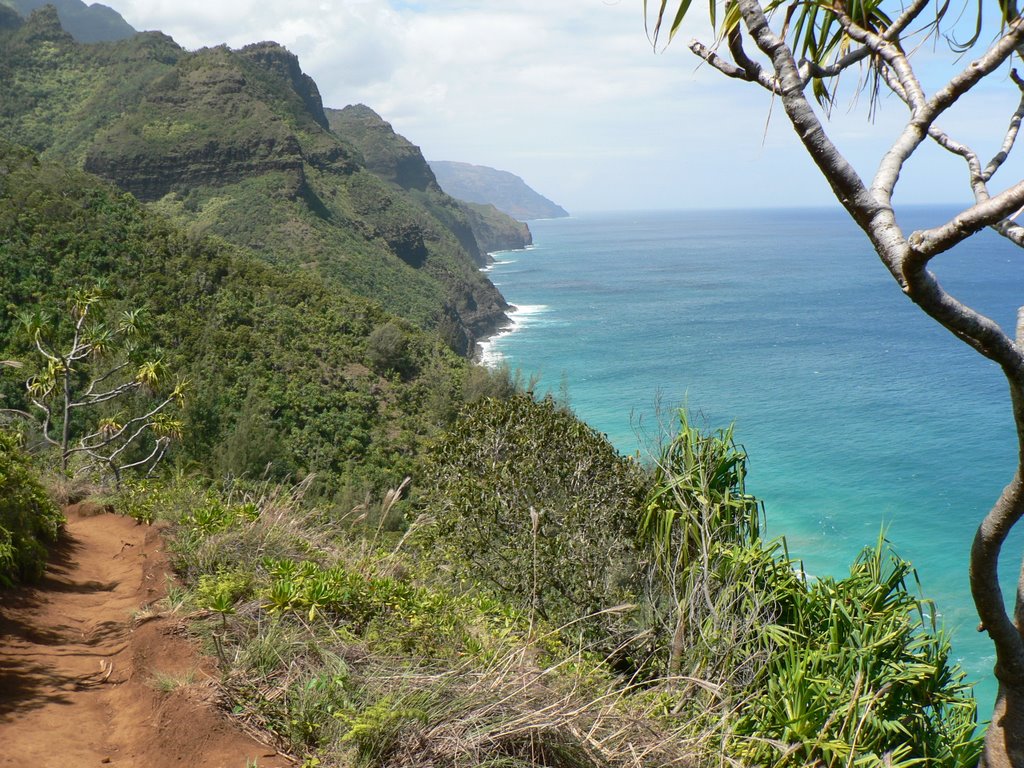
{"left": 0, "top": 506, "right": 290, "bottom": 768}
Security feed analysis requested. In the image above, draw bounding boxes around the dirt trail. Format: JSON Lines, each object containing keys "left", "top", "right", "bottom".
{"left": 0, "top": 507, "right": 290, "bottom": 768}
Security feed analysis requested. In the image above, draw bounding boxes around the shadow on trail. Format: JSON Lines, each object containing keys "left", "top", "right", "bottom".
{"left": 0, "top": 528, "right": 122, "bottom": 721}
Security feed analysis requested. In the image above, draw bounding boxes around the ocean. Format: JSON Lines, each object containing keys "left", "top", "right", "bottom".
{"left": 479, "top": 207, "right": 1024, "bottom": 717}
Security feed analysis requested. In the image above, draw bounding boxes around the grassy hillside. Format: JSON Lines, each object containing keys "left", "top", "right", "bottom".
{"left": 0, "top": 0, "right": 136, "bottom": 42}
{"left": 0, "top": 7, "right": 509, "bottom": 354}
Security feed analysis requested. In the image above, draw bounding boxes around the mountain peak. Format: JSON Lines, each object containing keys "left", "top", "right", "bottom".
{"left": 326, "top": 104, "right": 439, "bottom": 193}
{"left": 3, "top": 0, "right": 136, "bottom": 43}
{"left": 238, "top": 41, "right": 330, "bottom": 130}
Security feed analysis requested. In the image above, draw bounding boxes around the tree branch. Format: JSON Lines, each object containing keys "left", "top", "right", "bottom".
{"left": 982, "top": 69, "right": 1024, "bottom": 182}
{"left": 832, "top": 0, "right": 926, "bottom": 110}
{"left": 907, "top": 180, "right": 1024, "bottom": 262}
{"left": 872, "top": 19, "right": 1024, "bottom": 203}
{"left": 689, "top": 39, "right": 783, "bottom": 93}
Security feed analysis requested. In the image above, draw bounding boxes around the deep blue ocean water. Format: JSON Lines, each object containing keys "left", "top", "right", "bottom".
{"left": 479, "top": 207, "right": 1024, "bottom": 718}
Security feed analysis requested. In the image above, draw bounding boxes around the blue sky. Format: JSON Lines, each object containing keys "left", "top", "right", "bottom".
{"left": 102, "top": 0, "right": 1024, "bottom": 214}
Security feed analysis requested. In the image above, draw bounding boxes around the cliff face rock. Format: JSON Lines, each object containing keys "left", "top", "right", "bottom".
{"left": 0, "top": 21, "right": 508, "bottom": 355}
{"left": 85, "top": 136, "right": 306, "bottom": 202}
{"left": 79, "top": 47, "right": 328, "bottom": 202}
{"left": 429, "top": 160, "right": 569, "bottom": 221}
{"left": 462, "top": 202, "right": 532, "bottom": 254}
{"left": 326, "top": 105, "right": 438, "bottom": 192}
{"left": 239, "top": 42, "right": 330, "bottom": 131}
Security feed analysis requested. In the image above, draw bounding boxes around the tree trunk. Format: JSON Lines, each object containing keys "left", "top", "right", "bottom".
{"left": 981, "top": 684, "right": 1024, "bottom": 768}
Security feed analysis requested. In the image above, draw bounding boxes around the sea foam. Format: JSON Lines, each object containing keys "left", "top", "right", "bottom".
{"left": 476, "top": 304, "right": 549, "bottom": 366}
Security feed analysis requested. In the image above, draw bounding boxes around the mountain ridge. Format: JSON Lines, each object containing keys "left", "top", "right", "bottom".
{"left": 0, "top": 0, "right": 136, "bottom": 42}
{"left": 430, "top": 159, "right": 569, "bottom": 221}
{"left": 0, "top": 12, "right": 519, "bottom": 354}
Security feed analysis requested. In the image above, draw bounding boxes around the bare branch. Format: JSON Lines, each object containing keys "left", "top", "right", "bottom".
{"left": 800, "top": 45, "right": 871, "bottom": 81}
{"left": 69, "top": 380, "right": 140, "bottom": 408}
{"left": 971, "top": 468, "right": 1024, "bottom": 681}
{"left": 800, "top": 0, "right": 928, "bottom": 84}
{"left": 884, "top": 0, "right": 933, "bottom": 39}
{"left": 730, "top": 0, "right": 881, "bottom": 249}
{"left": 689, "top": 39, "right": 783, "bottom": 93}
{"left": 120, "top": 436, "right": 169, "bottom": 474}
{"left": 72, "top": 393, "right": 178, "bottom": 454}
{"left": 0, "top": 408, "right": 34, "bottom": 421}
{"left": 873, "top": 19, "right": 1024, "bottom": 203}
{"left": 81, "top": 359, "right": 133, "bottom": 398}
{"left": 832, "top": 0, "right": 926, "bottom": 111}
{"left": 982, "top": 69, "right": 1024, "bottom": 182}
{"left": 726, "top": 23, "right": 782, "bottom": 93}
{"left": 33, "top": 334, "right": 59, "bottom": 364}
{"left": 901, "top": 263, "right": 1023, "bottom": 371}
{"left": 907, "top": 180, "right": 1024, "bottom": 261}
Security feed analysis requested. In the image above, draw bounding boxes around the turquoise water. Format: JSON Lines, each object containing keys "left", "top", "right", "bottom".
{"left": 480, "top": 207, "right": 1024, "bottom": 717}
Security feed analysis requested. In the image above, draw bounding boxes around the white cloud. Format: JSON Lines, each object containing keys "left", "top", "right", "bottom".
{"left": 101, "top": 0, "right": 1024, "bottom": 211}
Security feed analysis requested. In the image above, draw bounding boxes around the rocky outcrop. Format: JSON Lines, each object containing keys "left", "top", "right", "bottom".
{"left": 462, "top": 202, "right": 532, "bottom": 254}
{"left": 239, "top": 42, "right": 330, "bottom": 131}
{"left": 326, "top": 105, "right": 438, "bottom": 192}
{"left": 85, "top": 136, "right": 306, "bottom": 202}
{"left": 0, "top": 21, "right": 510, "bottom": 358}
{"left": 329, "top": 105, "right": 532, "bottom": 258}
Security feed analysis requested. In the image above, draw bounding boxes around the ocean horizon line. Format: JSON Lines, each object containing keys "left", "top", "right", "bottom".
{"left": 561, "top": 201, "right": 975, "bottom": 217}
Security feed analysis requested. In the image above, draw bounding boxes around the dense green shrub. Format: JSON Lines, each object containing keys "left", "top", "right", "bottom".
{"left": 732, "top": 541, "right": 981, "bottom": 768}
{"left": 0, "top": 429, "right": 63, "bottom": 585}
{"left": 420, "top": 394, "right": 646, "bottom": 641}
{"left": 640, "top": 413, "right": 982, "bottom": 767}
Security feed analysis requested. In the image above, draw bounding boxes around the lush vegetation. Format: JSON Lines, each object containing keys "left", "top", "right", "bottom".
{"left": 0, "top": 428, "right": 63, "bottom": 585}
{"left": 0, "top": 141, "right": 514, "bottom": 497}
{"left": 0, "top": 135, "right": 983, "bottom": 767}
{"left": 421, "top": 394, "right": 645, "bottom": 649}
{"left": 105, "top": 401, "right": 977, "bottom": 768}
{"left": 0, "top": 9, "right": 522, "bottom": 354}
{"left": 0, "top": 9, "right": 987, "bottom": 766}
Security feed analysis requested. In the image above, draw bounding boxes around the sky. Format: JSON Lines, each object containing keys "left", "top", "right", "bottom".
{"left": 98, "top": 0, "right": 1024, "bottom": 213}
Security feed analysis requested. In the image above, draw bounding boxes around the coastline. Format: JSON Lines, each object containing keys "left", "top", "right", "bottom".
{"left": 474, "top": 244, "right": 539, "bottom": 365}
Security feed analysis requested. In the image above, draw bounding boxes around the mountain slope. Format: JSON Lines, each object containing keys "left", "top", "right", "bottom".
{"left": 429, "top": 160, "right": 569, "bottom": 220}
{"left": 326, "top": 104, "right": 532, "bottom": 257}
{"left": 1, "top": 0, "right": 136, "bottom": 42}
{"left": 0, "top": 141, "right": 506, "bottom": 492}
{"left": 0, "top": 9, "right": 507, "bottom": 354}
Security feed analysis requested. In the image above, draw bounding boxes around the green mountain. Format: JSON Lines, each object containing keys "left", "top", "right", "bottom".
{"left": 0, "top": 8, "right": 518, "bottom": 355}
{"left": 0, "top": 140, "right": 514, "bottom": 493}
{"left": 1, "top": 0, "right": 136, "bottom": 42}
{"left": 326, "top": 104, "right": 532, "bottom": 258}
{"left": 429, "top": 160, "right": 569, "bottom": 221}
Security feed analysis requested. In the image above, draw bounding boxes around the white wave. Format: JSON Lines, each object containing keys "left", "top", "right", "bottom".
{"left": 480, "top": 257, "right": 517, "bottom": 274}
{"left": 476, "top": 304, "right": 549, "bottom": 367}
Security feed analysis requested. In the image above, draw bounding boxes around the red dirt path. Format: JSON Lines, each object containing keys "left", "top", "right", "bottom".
{"left": 0, "top": 506, "right": 290, "bottom": 768}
